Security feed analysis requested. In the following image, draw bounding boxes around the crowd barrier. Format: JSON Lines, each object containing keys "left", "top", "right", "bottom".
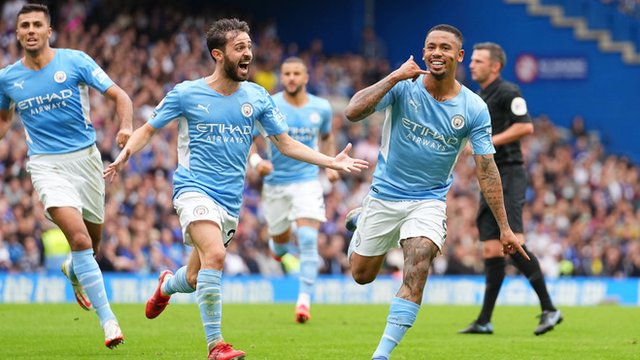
{"left": 0, "top": 274, "right": 637, "bottom": 306}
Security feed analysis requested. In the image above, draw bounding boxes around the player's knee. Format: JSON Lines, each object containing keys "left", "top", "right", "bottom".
{"left": 68, "top": 232, "right": 92, "bottom": 250}
{"left": 352, "top": 269, "right": 376, "bottom": 285}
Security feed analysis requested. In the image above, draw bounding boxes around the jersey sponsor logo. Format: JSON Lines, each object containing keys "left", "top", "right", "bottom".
{"left": 13, "top": 81, "right": 24, "bottom": 89}
{"left": 451, "top": 114, "right": 464, "bottom": 130}
{"left": 401, "top": 117, "right": 459, "bottom": 151}
{"left": 241, "top": 103, "right": 254, "bottom": 117}
{"left": 197, "top": 104, "right": 210, "bottom": 114}
{"left": 196, "top": 123, "right": 252, "bottom": 144}
{"left": 510, "top": 97, "right": 528, "bottom": 116}
{"left": 54, "top": 71, "right": 67, "bottom": 83}
{"left": 17, "top": 89, "right": 73, "bottom": 114}
{"left": 309, "top": 112, "right": 321, "bottom": 124}
{"left": 91, "top": 67, "right": 109, "bottom": 84}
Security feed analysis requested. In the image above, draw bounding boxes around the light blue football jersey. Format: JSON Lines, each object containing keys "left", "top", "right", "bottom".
{"left": 0, "top": 49, "right": 114, "bottom": 155}
{"left": 264, "top": 92, "right": 332, "bottom": 185}
{"left": 370, "top": 74, "right": 495, "bottom": 201}
{"left": 149, "top": 79, "right": 288, "bottom": 217}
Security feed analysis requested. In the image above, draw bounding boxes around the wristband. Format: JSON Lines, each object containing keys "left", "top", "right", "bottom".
{"left": 249, "top": 153, "right": 263, "bottom": 169}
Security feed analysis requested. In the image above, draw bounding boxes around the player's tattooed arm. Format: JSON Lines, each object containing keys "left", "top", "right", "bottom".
{"left": 474, "top": 154, "right": 510, "bottom": 231}
{"left": 344, "top": 80, "right": 395, "bottom": 122}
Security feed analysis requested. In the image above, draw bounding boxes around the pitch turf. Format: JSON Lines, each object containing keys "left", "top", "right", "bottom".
{"left": 0, "top": 304, "right": 637, "bottom": 359}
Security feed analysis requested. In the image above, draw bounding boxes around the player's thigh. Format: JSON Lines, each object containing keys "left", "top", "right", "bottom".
{"left": 350, "top": 196, "right": 404, "bottom": 258}
{"left": 400, "top": 199, "right": 448, "bottom": 252}
{"left": 27, "top": 156, "right": 83, "bottom": 218}
{"left": 73, "top": 146, "right": 105, "bottom": 224}
{"left": 262, "top": 183, "right": 293, "bottom": 236}
{"left": 289, "top": 180, "right": 327, "bottom": 223}
{"left": 174, "top": 191, "right": 238, "bottom": 253}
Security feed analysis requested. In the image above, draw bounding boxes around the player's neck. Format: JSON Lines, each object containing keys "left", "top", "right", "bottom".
{"left": 283, "top": 91, "right": 308, "bottom": 107}
{"left": 205, "top": 73, "right": 241, "bottom": 96}
{"left": 479, "top": 74, "right": 500, "bottom": 90}
{"left": 22, "top": 47, "right": 54, "bottom": 70}
{"left": 424, "top": 75, "right": 461, "bottom": 102}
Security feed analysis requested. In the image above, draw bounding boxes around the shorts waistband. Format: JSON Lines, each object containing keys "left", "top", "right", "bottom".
{"left": 29, "top": 144, "right": 98, "bottom": 162}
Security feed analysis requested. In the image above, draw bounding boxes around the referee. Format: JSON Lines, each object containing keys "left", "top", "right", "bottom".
{"left": 459, "top": 42, "right": 562, "bottom": 336}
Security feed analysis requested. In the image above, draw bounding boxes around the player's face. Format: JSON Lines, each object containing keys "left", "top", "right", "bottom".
{"left": 469, "top": 49, "right": 492, "bottom": 84}
{"left": 280, "top": 62, "right": 308, "bottom": 96}
{"left": 222, "top": 31, "right": 253, "bottom": 82}
{"left": 16, "top": 11, "right": 51, "bottom": 54}
{"left": 422, "top": 30, "right": 463, "bottom": 80}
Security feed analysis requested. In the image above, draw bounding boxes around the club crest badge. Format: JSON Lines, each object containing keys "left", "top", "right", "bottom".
{"left": 451, "top": 114, "right": 464, "bottom": 129}
{"left": 54, "top": 71, "right": 67, "bottom": 83}
{"left": 241, "top": 103, "right": 254, "bottom": 117}
{"left": 193, "top": 205, "right": 209, "bottom": 216}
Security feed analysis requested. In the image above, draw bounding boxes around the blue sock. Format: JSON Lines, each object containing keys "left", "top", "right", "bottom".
{"left": 297, "top": 226, "right": 319, "bottom": 297}
{"left": 72, "top": 249, "right": 115, "bottom": 327}
{"left": 372, "top": 297, "right": 420, "bottom": 359}
{"left": 162, "top": 266, "right": 195, "bottom": 295}
{"left": 66, "top": 257, "right": 79, "bottom": 282}
{"left": 196, "top": 269, "right": 223, "bottom": 347}
{"left": 269, "top": 238, "right": 290, "bottom": 258}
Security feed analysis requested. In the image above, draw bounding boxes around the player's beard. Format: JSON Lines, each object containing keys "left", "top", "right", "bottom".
{"left": 223, "top": 58, "right": 249, "bottom": 82}
{"left": 284, "top": 83, "right": 303, "bottom": 97}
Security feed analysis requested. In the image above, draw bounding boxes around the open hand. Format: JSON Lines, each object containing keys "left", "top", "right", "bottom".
{"left": 103, "top": 148, "right": 131, "bottom": 183}
{"left": 330, "top": 143, "right": 369, "bottom": 173}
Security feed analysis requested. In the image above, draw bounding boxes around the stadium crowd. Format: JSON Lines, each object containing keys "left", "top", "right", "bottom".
{"left": 1, "top": 0, "right": 639, "bottom": 279}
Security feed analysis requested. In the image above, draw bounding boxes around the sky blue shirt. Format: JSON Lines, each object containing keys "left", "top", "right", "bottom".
{"left": 264, "top": 92, "right": 332, "bottom": 185}
{"left": 148, "top": 79, "right": 288, "bottom": 217}
{"left": 370, "top": 75, "right": 494, "bottom": 201}
{"left": 0, "top": 49, "right": 114, "bottom": 156}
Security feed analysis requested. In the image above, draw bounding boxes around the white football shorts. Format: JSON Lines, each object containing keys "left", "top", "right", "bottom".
{"left": 27, "top": 144, "right": 105, "bottom": 224}
{"left": 349, "top": 195, "right": 447, "bottom": 257}
{"left": 261, "top": 179, "right": 327, "bottom": 235}
{"left": 173, "top": 191, "right": 238, "bottom": 247}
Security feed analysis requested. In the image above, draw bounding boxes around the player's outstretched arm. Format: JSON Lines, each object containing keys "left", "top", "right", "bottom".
{"left": 473, "top": 153, "right": 530, "bottom": 260}
{"left": 0, "top": 109, "right": 13, "bottom": 140}
{"left": 269, "top": 132, "right": 368, "bottom": 173}
{"left": 104, "top": 84, "right": 133, "bottom": 148}
{"left": 103, "top": 122, "right": 158, "bottom": 182}
{"left": 320, "top": 133, "right": 340, "bottom": 182}
{"left": 345, "top": 55, "right": 428, "bottom": 122}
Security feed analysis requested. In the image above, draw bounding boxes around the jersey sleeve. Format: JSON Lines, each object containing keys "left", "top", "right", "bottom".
{"left": 469, "top": 105, "right": 496, "bottom": 155}
{"left": 504, "top": 87, "right": 531, "bottom": 124}
{"left": 374, "top": 86, "right": 396, "bottom": 112}
{"left": 75, "top": 51, "right": 114, "bottom": 93}
{"left": 256, "top": 91, "right": 289, "bottom": 136}
{"left": 148, "top": 87, "right": 183, "bottom": 129}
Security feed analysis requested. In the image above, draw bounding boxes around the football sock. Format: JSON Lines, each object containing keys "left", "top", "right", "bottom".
{"left": 297, "top": 226, "right": 319, "bottom": 297}
{"left": 269, "top": 238, "right": 290, "bottom": 258}
{"left": 72, "top": 249, "right": 115, "bottom": 326}
{"left": 65, "top": 257, "right": 78, "bottom": 282}
{"left": 477, "top": 256, "right": 506, "bottom": 324}
{"left": 162, "top": 266, "right": 195, "bottom": 295}
{"left": 511, "top": 245, "right": 556, "bottom": 311}
{"left": 372, "top": 297, "right": 419, "bottom": 359}
{"left": 197, "top": 269, "right": 223, "bottom": 348}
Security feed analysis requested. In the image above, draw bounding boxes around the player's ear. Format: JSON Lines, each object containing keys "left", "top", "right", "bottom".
{"left": 211, "top": 48, "right": 223, "bottom": 62}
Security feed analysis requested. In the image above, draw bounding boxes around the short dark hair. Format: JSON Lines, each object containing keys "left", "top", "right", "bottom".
{"left": 206, "top": 18, "right": 250, "bottom": 59}
{"left": 282, "top": 56, "right": 306, "bottom": 70}
{"left": 473, "top": 42, "right": 506, "bottom": 70}
{"left": 426, "top": 24, "right": 463, "bottom": 46}
{"left": 17, "top": 3, "right": 51, "bottom": 25}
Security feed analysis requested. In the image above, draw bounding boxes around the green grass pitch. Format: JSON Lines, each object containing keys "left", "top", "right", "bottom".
{"left": 0, "top": 304, "right": 638, "bottom": 359}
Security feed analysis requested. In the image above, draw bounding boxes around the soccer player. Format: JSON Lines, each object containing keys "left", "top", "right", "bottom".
{"left": 249, "top": 56, "right": 339, "bottom": 324}
{"left": 459, "top": 42, "right": 562, "bottom": 336}
{"left": 343, "top": 24, "right": 529, "bottom": 360}
{"left": 0, "top": 3, "right": 131, "bottom": 349}
{"left": 103, "top": 18, "right": 367, "bottom": 360}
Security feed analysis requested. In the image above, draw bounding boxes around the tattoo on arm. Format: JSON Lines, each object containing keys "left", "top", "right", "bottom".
{"left": 476, "top": 155, "right": 510, "bottom": 230}
{"left": 346, "top": 74, "right": 397, "bottom": 121}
